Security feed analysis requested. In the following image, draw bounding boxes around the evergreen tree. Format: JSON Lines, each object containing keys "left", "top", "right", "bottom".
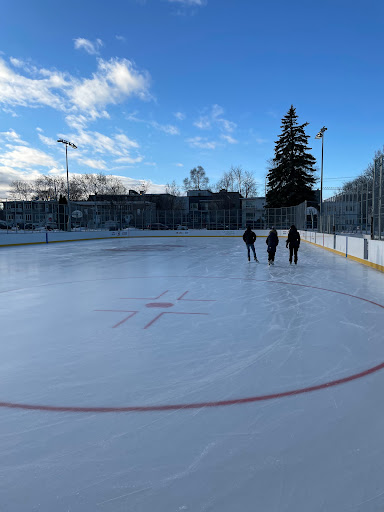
{"left": 266, "top": 106, "right": 317, "bottom": 207}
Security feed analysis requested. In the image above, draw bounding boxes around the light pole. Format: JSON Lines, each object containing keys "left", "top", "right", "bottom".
{"left": 315, "top": 126, "right": 327, "bottom": 231}
{"left": 57, "top": 139, "right": 77, "bottom": 231}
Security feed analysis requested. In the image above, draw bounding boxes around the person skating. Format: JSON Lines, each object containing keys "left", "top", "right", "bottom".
{"left": 266, "top": 227, "right": 279, "bottom": 265}
{"left": 286, "top": 225, "right": 301, "bottom": 264}
{"left": 242, "top": 225, "right": 259, "bottom": 262}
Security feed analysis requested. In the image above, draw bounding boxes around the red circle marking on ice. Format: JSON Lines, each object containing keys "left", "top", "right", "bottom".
{"left": 145, "top": 302, "right": 174, "bottom": 308}
{"left": 1, "top": 276, "right": 384, "bottom": 413}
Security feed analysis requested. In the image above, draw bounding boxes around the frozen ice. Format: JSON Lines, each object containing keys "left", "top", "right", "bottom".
{"left": 1, "top": 236, "right": 384, "bottom": 511}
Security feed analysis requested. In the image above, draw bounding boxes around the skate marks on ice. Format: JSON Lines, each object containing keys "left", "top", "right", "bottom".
{"left": 0, "top": 269, "right": 383, "bottom": 413}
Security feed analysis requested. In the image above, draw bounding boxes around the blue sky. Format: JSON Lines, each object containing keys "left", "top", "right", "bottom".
{"left": 0, "top": 0, "right": 384, "bottom": 199}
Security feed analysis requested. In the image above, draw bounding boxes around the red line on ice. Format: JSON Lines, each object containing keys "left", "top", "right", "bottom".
{"left": 2, "top": 276, "right": 384, "bottom": 413}
{"left": 177, "top": 291, "right": 216, "bottom": 302}
{"left": 1, "top": 360, "right": 384, "bottom": 414}
{"left": 143, "top": 311, "right": 208, "bottom": 329}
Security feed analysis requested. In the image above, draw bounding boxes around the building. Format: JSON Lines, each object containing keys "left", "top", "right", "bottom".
{"left": 3, "top": 200, "right": 61, "bottom": 228}
{"left": 241, "top": 197, "right": 267, "bottom": 228}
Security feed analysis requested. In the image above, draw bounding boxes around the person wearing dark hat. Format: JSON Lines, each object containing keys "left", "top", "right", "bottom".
{"left": 266, "top": 227, "right": 279, "bottom": 266}
{"left": 286, "top": 225, "right": 301, "bottom": 264}
{"left": 242, "top": 225, "right": 259, "bottom": 262}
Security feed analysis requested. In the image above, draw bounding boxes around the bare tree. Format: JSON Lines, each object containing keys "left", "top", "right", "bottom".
{"left": 183, "top": 166, "right": 209, "bottom": 191}
{"left": 231, "top": 165, "right": 244, "bottom": 195}
{"left": 9, "top": 180, "right": 33, "bottom": 200}
{"left": 165, "top": 180, "right": 181, "bottom": 196}
{"left": 341, "top": 146, "right": 384, "bottom": 193}
{"left": 34, "top": 175, "right": 66, "bottom": 200}
{"left": 215, "top": 170, "right": 235, "bottom": 192}
{"left": 243, "top": 171, "right": 258, "bottom": 197}
{"left": 182, "top": 177, "right": 191, "bottom": 192}
{"left": 214, "top": 166, "right": 257, "bottom": 197}
{"left": 164, "top": 180, "right": 183, "bottom": 209}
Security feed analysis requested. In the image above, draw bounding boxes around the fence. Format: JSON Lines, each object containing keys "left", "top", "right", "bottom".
{"left": 321, "top": 186, "right": 373, "bottom": 235}
{"left": 0, "top": 199, "right": 309, "bottom": 232}
{"left": 320, "top": 156, "right": 384, "bottom": 238}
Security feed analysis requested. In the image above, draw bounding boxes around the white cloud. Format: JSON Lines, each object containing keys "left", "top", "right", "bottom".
{"left": 218, "top": 118, "right": 236, "bottom": 132}
{"left": 114, "top": 156, "right": 144, "bottom": 164}
{"left": 174, "top": 111, "right": 185, "bottom": 120}
{"left": 78, "top": 158, "right": 107, "bottom": 170}
{"left": 256, "top": 138, "right": 268, "bottom": 144}
{"left": 114, "top": 133, "right": 139, "bottom": 148}
{"left": 65, "top": 129, "right": 140, "bottom": 158}
{"left": 186, "top": 136, "right": 217, "bottom": 150}
{"left": 74, "top": 38, "right": 104, "bottom": 55}
{"left": 0, "top": 145, "right": 57, "bottom": 169}
{"left": 221, "top": 134, "right": 238, "bottom": 144}
{"left": 168, "top": 0, "right": 206, "bottom": 5}
{"left": 193, "top": 118, "right": 211, "bottom": 130}
{"left": 0, "top": 166, "right": 39, "bottom": 197}
{"left": 0, "top": 56, "right": 151, "bottom": 126}
{"left": 127, "top": 113, "right": 179, "bottom": 135}
{"left": 118, "top": 176, "right": 166, "bottom": 194}
{"left": 0, "top": 58, "right": 68, "bottom": 110}
{"left": 9, "top": 57, "right": 24, "bottom": 68}
{"left": 0, "top": 129, "right": 27, "bottom": 144}
{"left": 175, "top": 163, "right": 184, "bottom": 167}
{"left": 69, "top": 58, "right": 151, "bottom": 119}
{"left": 65, "top": 114, "right": 91, "bottom": 131}
{"left": 116, "top": 35, "right": 126, "bottom": 42}
{"left": 150, "top": 122, "right": 179, "bottom": 135}
{"left": 38, "top": 134, "right": 58, "bottom": 147}
{"left": 194, "top": 104, "right": 236, "bottom": 133}
{"left": 2, "top": 106, "right": 18, "bottom": 117}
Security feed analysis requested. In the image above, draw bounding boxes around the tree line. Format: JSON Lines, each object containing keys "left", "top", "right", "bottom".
{"left": 8, "top": 166, "right": 259, "bottom": 201}
{"left": 340, "top": 146, "right": 384, "bottom": 193}
{"left": 180, "top": 165, "right": 258, "bottom": 197}
{"left": 8, "top": 174, "right": 151, "bottom": 201}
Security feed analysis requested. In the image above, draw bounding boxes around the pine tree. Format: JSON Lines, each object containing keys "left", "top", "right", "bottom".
{"left": 266, "top": 106, "right": 317, "bottom": 207}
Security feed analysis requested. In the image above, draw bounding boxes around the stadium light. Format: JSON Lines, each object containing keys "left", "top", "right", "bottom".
{"left": 57, "top": 139, "right": 77, "bottom": 231}
{"left": 315, "top": 127, "right": 327, "bottom": 231}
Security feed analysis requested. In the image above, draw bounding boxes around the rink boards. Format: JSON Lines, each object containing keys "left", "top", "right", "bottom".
{"left": 1, "top": 228, "right": 384, "bottom": 273}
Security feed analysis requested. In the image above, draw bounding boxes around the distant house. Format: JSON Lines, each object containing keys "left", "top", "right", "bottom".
{"left": 4, "top": 200, "right": 59, "bottom": 228}
{"left": 186, "top": 190, "right": 243, "bottom": 229}
{"left": 241, "top": 197, "right": 266, "bottom": 228}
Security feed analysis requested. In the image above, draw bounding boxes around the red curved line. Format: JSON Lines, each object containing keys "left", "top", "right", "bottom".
{"left": 1, "top": 360, "right": 384, "bottom": 413}
{"left": 1, "top": 276, "right": 383, "bottom": 413}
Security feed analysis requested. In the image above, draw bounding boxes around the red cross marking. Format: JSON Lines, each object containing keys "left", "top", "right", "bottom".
{"left": 120, "top": 290, "right": 169, "bottom": 300}
{"left": 94, "top": 310, "right": 138, "bottom": 328}
{"left": 144, "top": 311, "right": 209, "bottom": 329}
{"left": 177, "top": 291, "right": 216, "bottom": 302}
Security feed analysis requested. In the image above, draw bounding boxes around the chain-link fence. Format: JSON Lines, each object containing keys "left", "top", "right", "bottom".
{"left": 372, "top": 155, "right": 384, "bottom": 239}
{"left": 0, "top": 199, "right": 309, "bottom": 232}
{"left": 320, "top": 156, "right": 384, "bottom": 238}
{"left": 321, "top": 186, "right": 373, "bottom": 235}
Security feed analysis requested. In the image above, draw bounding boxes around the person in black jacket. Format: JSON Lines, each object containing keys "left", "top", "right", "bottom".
{"left": 266, "top": 227, "right": 279, "bottom": 266}
{"left": 286, "top": 225, "right": 301, "bottom": 264}
{"left": 243, "top": 226, "right": 259, "bottom": 262}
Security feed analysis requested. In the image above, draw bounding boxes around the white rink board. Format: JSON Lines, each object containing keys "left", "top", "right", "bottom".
{"left": 0, "top": 229, "right": 285, "bottom": 247}
{"left": 347, "top": 236, "right": 365, "bottom": 260}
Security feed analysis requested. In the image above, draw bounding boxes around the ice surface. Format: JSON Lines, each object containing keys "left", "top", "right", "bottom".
{"left": 1, "top": 236, "right": 384, "bottom": 511}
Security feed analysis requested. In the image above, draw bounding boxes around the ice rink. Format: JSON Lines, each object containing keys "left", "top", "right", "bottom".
{"left": 1, "top": 235, "right": 384, "bottom": 512}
